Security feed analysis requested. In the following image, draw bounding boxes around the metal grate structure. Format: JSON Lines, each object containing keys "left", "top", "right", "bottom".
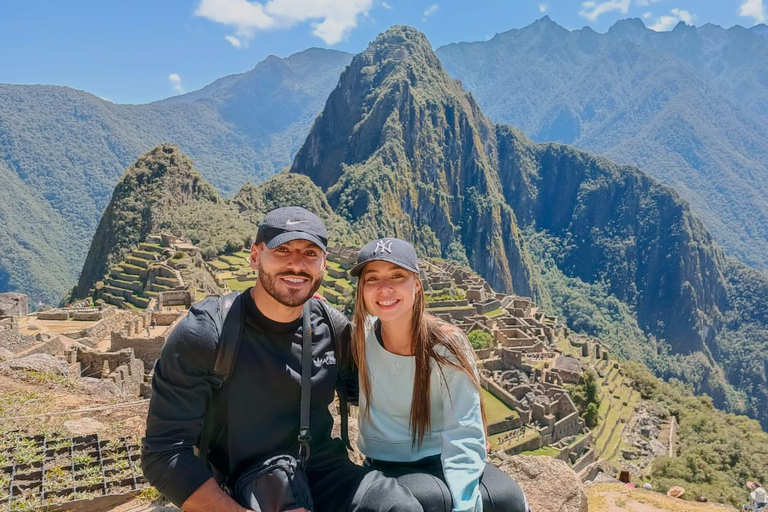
{"left": 0, "top": 432, "right": 148, "bottom": 511}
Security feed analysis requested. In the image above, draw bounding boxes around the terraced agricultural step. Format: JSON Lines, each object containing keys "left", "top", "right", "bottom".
{"left": 127, "top": 294, "right": 151, "bottom": 309}
{"left": 109, "top": 278, "right": 144, "bottom": 293}
{"left": 149, "top": 283, "right": 172, "bottom": 293}
{"left": 102, "top": 292, "right": 126, "bottom": 308}
{"left": 125, "top": 256, "right": 150, "bottom": 269}
{"left": 139, "top": 243, "right": 165, "bottom": 254}
{"left": 103, "top": 285, "right": 127, "bottom": 298}
{"left": 132, "top": 250, "right": 158, "bottom": 261}
{"left": 120, "top": 263, "right": 146, "bottom": 277}
{"left": 153, "top": 275, "right": 180, "bottom": 287}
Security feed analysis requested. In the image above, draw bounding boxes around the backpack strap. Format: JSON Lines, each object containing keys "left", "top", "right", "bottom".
{"left": 198, "top": 291, "right": 242, "bottom": 471}
{"left": 297, "top": 301, "right": 313, "bottom": 468}
{"left": 315, "top": 299, "right": 353, "bottom": 451}
{"left": 212, "top": 291, "right": 244, "bottom": 388}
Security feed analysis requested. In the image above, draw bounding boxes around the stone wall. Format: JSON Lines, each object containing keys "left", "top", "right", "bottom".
{"left": 63, "top": 310, "right": 133, "bottom": 341}
{"left": 73, "top": 347, "right": 145, "bottom": 398}
{"left": 0, "top": 293, "right": 28, "bottom": 317}
{"left": 158, "top": 290, "right": 194, "bottom": 309}
{"left": 488, "top": 416, "right": 523, "bottom": 435}
{"left": 503, "top": 434, "right": 542, "bottom": 456}
{"left": 474, "top": 299, "right": 501, "bottom": 314}
{"left": 0, "top": 317, "right": 39, "bottom": 353}
{"left": 553, "top": 411, "right": 583, "bottom": 441}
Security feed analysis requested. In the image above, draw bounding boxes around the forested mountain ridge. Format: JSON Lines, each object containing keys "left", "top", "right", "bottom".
{"left": 290, "top": 25, "right": 768, "bottom": 429}
{"left": 292, "top": 26, "right": 535, "bottom": 296}
{"left": 437, "top": 17, "right": 768, "bottom": 271}
{"left": 0, "top": 48, "right": 351, "bottom": 305}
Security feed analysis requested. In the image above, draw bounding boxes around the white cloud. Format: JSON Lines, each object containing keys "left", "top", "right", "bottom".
{"left": 578, "top": 0, "right": 630, "bottom": 21}
{"left": 168, "top": 74, "right": 184, "bottom": 93}
{"left": 225, "top": 35, "right": 242, "bottom": 47}
{"left": 539, "top": 3, "right": 548, "bottom": 13}
{"left": 643, "top": 11, "right": 652, "bottom": 19}
{"left": 381, "top": 1, "right": 391, "bottom": 9}
{"left": 195, "top": 0, "right": 373, "bottom": 45}
{"left": 649, "top": 8, "right": 695, "bottom": 31}
{"left": 423, "top": 4, "right": 438, "bottom": 16}
{"left": 635, "top": 0, "right": 661, "bottom": 6}
{"left": 739, "top": 0, "right": 766, "bottom": 24}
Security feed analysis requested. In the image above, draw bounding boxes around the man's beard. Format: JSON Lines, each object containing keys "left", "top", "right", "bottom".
{"left": 257, "top": 267, "right": 322, "bottom": 307}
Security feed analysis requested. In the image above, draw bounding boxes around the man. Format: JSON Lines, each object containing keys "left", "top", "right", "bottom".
{"left": 142, "top": 207, "right": 421, "bottom": 512}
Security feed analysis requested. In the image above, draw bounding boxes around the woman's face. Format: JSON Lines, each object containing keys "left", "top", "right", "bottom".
{"left": 360, "top": 260, "right": 420, "bottom": 324}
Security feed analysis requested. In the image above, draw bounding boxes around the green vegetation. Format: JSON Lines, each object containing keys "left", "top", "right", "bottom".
{"left": 1, "top": 50, "right": 353, "bottom": 307}
{"left": 566, "top": 370, "right": 601, "bottom": 428}
{"left": 467, "top": 330, "right": 494, "bottom": 350}
{"left": 625, "top": 362, "right": 768, "bottom": 507}
{"left": 437, "top": 19, "right": 768, "bottom": 270}
{"left": 481, "top": 388, "right": 517, "bottom": 424}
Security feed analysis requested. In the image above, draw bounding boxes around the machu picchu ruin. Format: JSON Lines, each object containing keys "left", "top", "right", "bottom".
{"left": 0, "top": 234, "right": 681, "bottom": 510}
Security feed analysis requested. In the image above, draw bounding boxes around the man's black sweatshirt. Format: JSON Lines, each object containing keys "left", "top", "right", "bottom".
{"left": 141, "top": 290, "right": 356, "bottom": 507}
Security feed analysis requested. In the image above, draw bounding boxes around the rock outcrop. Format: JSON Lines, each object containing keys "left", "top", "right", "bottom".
{"left": 501, "top": 455, "right": 588, "bottom": 512}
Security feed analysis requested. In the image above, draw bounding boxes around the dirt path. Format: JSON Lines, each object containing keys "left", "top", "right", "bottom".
{"left": 588, "top": 483, "right": 737, "bottom": 512}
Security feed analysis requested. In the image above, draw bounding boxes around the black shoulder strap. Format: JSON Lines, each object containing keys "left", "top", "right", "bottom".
{"left": 315, "top": 299, "right": 352, "bottom": 450}
{"left": 198, "top": 291, "right": 242, "bottom": 470}
{"left": 297, "top": 301, "right": 313, "bottom": 468}
{"left": 212, "top": 291, "right": 244, "bottom": 388}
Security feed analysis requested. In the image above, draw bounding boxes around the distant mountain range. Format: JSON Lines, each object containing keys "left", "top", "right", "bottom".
{"left": 437, "top": 16, "right": 768, "bottom": 270}
{"left": 0, "top": 48, "right": 351, "bottom": 305}
{"left": 76, "top": 26, "right": 768, "bottom": 432}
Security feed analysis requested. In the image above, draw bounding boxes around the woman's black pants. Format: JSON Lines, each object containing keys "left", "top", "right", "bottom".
{"left": 366, "top": 455, "right": 529, "bottom": 512}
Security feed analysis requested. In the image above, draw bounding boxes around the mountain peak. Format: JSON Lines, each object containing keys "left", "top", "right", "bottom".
{"left": 607, "top": 18, "right": 648, "bottom": 36}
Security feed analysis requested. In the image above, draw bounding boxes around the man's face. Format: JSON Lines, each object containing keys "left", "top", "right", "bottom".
{"left": 251, "top": 239, "right": 326, "bottom": 307}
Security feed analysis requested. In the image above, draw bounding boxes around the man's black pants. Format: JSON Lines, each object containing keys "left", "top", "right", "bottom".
{"left": 306, "top": 441, "right": 423, "bottom": 512}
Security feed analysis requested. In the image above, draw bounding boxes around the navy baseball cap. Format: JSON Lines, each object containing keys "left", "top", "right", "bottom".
{"left": 350, "top": 238, "right": 420, "bottom": 277}
{"left": 255, "top": 206, "right": 328, "bottom": 252}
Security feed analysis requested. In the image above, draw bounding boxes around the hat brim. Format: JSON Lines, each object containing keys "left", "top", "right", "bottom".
{"left": 350, "top": 256, "right": 419, "bottom": 277}
{"left": 265, "top": 231, "right": 327, "bottom": 252}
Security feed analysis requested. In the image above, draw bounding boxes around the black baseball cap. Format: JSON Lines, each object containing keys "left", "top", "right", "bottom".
{"left": 255, "top": 206, "right": 328, "bottom": 252}
{"left": 350, "top": 238, "right": 420, "bottom": 277}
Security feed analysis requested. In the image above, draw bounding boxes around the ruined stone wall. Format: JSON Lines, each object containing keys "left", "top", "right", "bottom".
{"left": 553, "top": 411, "right": 582, "bottom": 441}
{"left": 153, "top": 311, "right": 183, "bottom": 326}
{"left": 0, "top": 317, "right": 40, "bottom": 353}
{"left": 474, "top": 299, "right": 501, "bottom": 314}
{"left": 0, "top": 293, "right": 28, "bottom": 317}
{"left": 64, "top": 310, "right": 133, "bottom": 341}
{"left": 503, "top": 434, "right": 541, "bottom": 456}
{"left": 487, "top": 416, "right": 523, "bottom": 436}
{"left": 73, "top": 348, "right": 144, "bottom": 398}
{"left": 158, "top": 290, "right": 194, "bottom": 309}
{"left": 111, "top": 334, "right": 165, "bottom": 373}
{"left": 501, "top": 348, "right": 522, "bottom": 370}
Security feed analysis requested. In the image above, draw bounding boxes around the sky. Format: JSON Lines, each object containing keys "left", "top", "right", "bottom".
{"left": 1, "top": 0, "right": 765, "bottom": 105}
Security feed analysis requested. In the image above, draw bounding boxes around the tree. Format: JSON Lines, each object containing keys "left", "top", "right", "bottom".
{"left": 584, "top": 403, "right": 599, "bottom": 428}
{"left": 467, "top": 330, "right": 494, "bottom": 350}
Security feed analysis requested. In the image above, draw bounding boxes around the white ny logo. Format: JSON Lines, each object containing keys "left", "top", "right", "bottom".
{"left": 375, "top": 239, "right": 393, "bottom": 254}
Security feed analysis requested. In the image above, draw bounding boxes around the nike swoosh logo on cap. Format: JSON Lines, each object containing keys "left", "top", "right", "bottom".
{"left": 285, "top": 220, "right": 308, "bottom": 226}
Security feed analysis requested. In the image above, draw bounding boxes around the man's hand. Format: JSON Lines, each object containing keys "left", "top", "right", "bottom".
{"left": 181, "top": 478, "right": 250, "bottom": 512}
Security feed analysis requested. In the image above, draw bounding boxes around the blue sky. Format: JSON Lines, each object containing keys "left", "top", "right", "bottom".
{"left": 1, "top": 0, "right": 765, "bottom": 104}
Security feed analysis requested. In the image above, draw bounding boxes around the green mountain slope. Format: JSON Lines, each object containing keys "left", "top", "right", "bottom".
{"left": 290, "top": 26, "right": 768, "bottom": 430}
{"left": 437, "top": 17, "right": 768, "bottom": 270}
{"left": 292, "top": 26, "right": 535, "bottom": 296}
{"left": 0, "top": 160, "right": 77, "bottom": 306}
{"left": 74, "top": 145, "right": 354, "bottom": 298}
{"left": 0, "top": 48, "right": 352, "bottom": 306}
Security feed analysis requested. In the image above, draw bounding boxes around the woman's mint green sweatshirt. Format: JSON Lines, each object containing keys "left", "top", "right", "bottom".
{"left": 357, "top": 327, "right": 486, "bottom": 512}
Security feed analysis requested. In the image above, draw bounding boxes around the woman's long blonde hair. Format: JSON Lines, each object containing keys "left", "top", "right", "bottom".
{"left": 353, "top": 270, "right": 487, "bottom": 447}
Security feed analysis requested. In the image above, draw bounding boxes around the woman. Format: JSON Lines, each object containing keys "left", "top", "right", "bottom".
{"left": 349, "top": 238, "right": 529, "bottom": 512}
